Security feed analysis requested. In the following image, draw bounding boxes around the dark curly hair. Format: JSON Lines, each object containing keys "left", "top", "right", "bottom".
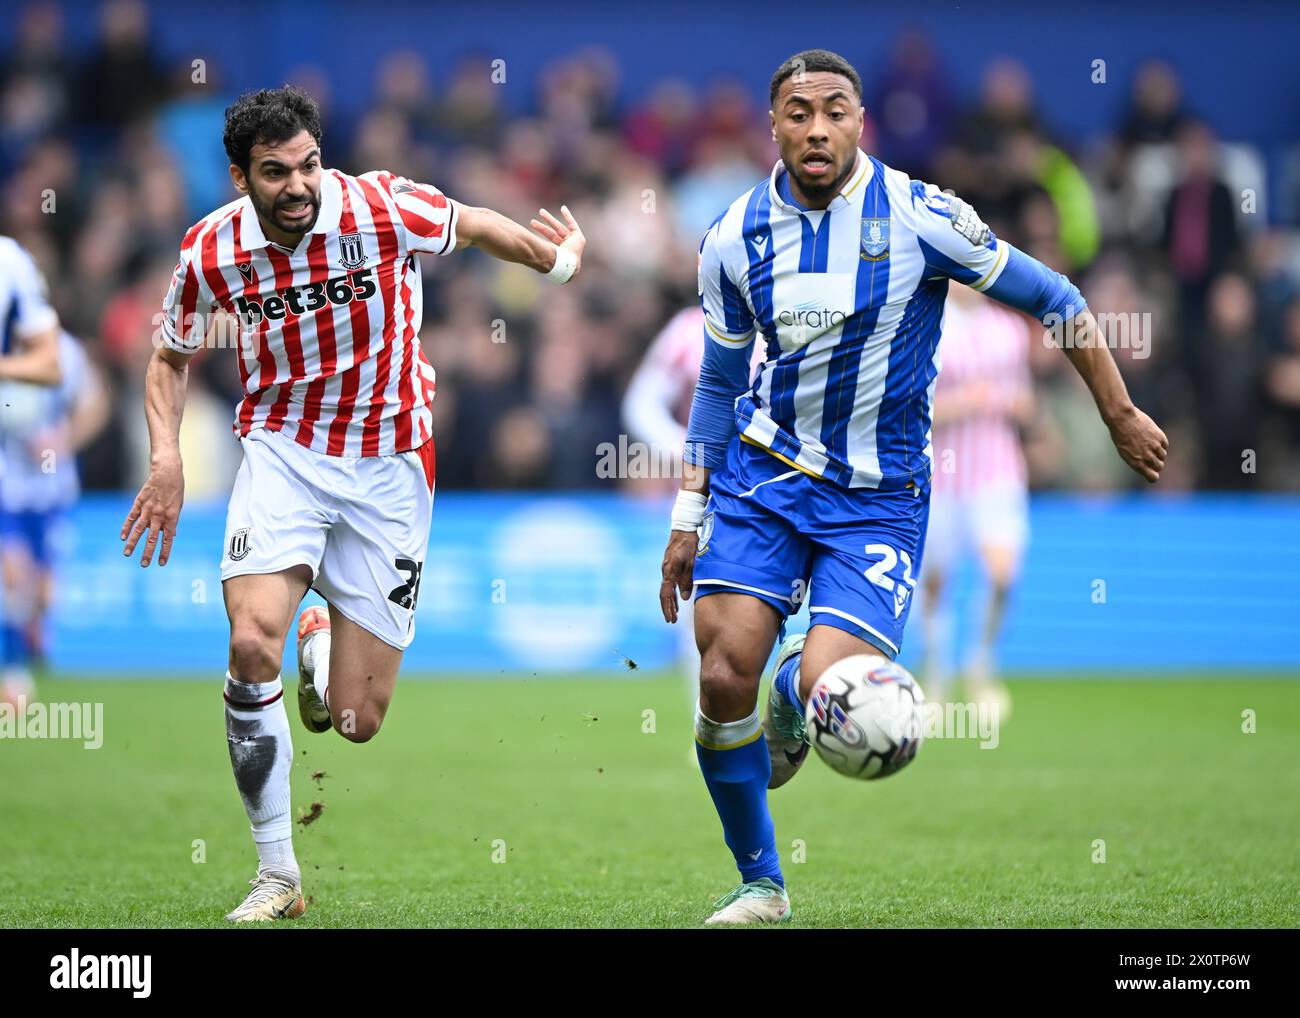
{"left": 769, "top": 49, "right": 863, "bottom": 107}
{"left": 223, "top": 86, "right": 323, "bottom": 174}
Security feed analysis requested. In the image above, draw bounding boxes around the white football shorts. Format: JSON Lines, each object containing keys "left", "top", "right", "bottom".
{"left": 220, "top": 428, "right": 436, "bottom": 649}
{"left": 924, "top": 484, "right": 1028, "bottom": 578}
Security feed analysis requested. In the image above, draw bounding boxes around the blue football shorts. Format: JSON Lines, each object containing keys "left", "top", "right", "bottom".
{"left": 0, "top": 506, "right": 67, "bottom": 568}
{"left": 691, "top": 436, "right": 930, "bottom": 659}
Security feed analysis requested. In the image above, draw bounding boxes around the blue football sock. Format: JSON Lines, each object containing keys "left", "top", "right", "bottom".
{"left": 695, "top": 706, "right": 783, "bottom": 886}
{"left": 774, "top": 651, "right": 803, "bottom": 712}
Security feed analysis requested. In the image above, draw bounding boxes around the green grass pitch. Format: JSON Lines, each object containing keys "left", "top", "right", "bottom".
{"left": 2, "top": 673, "right": 1297, "bottom": 928}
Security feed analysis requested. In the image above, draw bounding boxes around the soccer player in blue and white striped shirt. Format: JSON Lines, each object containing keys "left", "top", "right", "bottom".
{"left": 658, "top": 50, "right": 1167, "bottom": 924}
{"left": 1, "top": 331, "right": 105, "bottom": 702}
{"left": 0, "top": 236, "right": 63, "bottom": 705}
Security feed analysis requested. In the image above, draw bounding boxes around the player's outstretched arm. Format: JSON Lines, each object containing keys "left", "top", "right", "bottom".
{"left": 121, "top": 345, "right": 189, "bottom": 567}
{"left": 1056, "top": 308, "right": 1167, "bottom": 483}
{"left": 454, "top": 203, "right": 585, "bottom": 282}
{"left": 976, "top": 244, "right": 1166, "bottom": 482}
{"left": 913, "top": 184, "right": 1167, "bottom": 482}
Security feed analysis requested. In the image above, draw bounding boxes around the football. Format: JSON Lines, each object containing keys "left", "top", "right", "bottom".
{"left": 805, "top": 655, "right": 927, "bottom": 780}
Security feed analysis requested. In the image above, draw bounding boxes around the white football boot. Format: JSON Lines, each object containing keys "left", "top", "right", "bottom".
{"left": 295, "top": 606, "right": 332, "bottom": 734}
{"left": 705, "top": 878, "right": 792, "bottom": 925}
{"left": 224, "top": 869, "right": 306, "bottom": 922}
{"left": 762, "top": 633, "right": 810, "bottom": 789}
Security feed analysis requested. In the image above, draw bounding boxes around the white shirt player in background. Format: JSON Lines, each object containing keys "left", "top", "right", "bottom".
{"left": 0, "top": 332, "right": 109, "bottom": 703}
{"left": 919, "top": 282, "right": 1033, "bottom": 716}
{"left": 623, "top": 307, "right": 708, "bottom": 461}
{"left": 119, "top": 87, "right": 586, "bottom": 923}
{"left": 0, "top": 236, "right": 64, "bottom": 706}
{"left": 622, "top": 306, "right": 763, "bottom": 702}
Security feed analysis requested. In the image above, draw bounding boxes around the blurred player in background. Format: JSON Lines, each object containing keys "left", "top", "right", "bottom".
{"left": 623, "top": 305, "right": 764, "bottom": 697}
{"left": 120, "top": 87, "right": 586, "bottom": 922}
{"left": 0, "top": 330, "right": 109, "bottom": 702}
{"left": 0, "top": 236, "right": 63, "bottom": 705}
{"left": 920, "top": 282, "right": 1033, "bottom": 717}
{"left": 659, "top": 50, "right": 1167, "bottom": 924}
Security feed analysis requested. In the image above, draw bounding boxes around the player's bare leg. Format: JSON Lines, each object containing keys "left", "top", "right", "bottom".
{"left": 965, "top": 542, "right": 1018, "bottom": 721}
{"left": 0, "top": 542, "right": 38, "bottom": 704}
{"left": 222, "top": 567, "right": 312, "bottom": 921}
{"left": 317, "top": 606, "right": 404, "bottom": 744}
{"left": 29, "top": 566, "right": 55, "bottom": 668}
{"left": 693, "top": 593, "right": 791, "bottom": 924}
{"left": 696, "top": 593, "right": 779, "bottom": 722}
{"left": 920, "top": 568, "right": 955, "bottom": 704}
{"left": 798, "top": 624, "right": 888, "bottom": 702}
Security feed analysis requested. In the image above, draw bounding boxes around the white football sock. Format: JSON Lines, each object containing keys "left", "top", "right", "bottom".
{"left": 305, "top": 630, "right": 332, "bottom": 710}
{"left": 252, "top": 818, "right": 299, "bottom": 877}
{"left": 223, "top": 673, "right": 298, "bottom": 881}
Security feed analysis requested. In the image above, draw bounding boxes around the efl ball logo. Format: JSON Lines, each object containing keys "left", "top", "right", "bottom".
{"left": 805, "top": 655, "right": 926, "bottom": 780}
{"left": 810, "top": 682, "right": 866, "bottom": 748}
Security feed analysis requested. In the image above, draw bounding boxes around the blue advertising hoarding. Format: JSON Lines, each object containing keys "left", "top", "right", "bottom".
{"left": 20, "top": 493, "right": 1300, "bottom": 676}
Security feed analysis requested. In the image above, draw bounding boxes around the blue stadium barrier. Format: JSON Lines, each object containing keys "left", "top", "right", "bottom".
{"left": 17, "top": 493, "right": 1300, "bottom": 675}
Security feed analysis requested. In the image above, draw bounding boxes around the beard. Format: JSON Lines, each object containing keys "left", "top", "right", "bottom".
{"left": 251, "top": 186, "right": 320, "bottom": 235}
{"left": 784, "top": 154, "right": 857, "bottom": 202}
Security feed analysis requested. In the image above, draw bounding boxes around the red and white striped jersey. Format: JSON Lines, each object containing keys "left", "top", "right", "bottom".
{"left": 931, "top": 294, "right": 1032, "bottom": 496}
{"left": 159, "top": 168, "right": 458, "bottom": 456}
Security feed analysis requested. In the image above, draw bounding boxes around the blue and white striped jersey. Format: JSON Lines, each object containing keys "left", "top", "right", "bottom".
{"left": 0, "top": 331, "right": 88, "bottom": 512}
{"left": 0, "top": 236, "right": 57, "bottom": 359}
{"left": 0, "top": 235, "right": 67, "bottom": 509}
{"left": 685, "top": 150, "right": 1083, "bottom": 490}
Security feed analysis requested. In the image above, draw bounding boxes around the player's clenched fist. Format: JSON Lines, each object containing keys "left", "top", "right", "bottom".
{"left": 121, "top": 456, "right": 184, "bottom": 567}
{"left": 1107, "top": 405, "right": 1169, "bottom": 484}
{"left": 659, "top": 530, "right": 699, "bottom": 624}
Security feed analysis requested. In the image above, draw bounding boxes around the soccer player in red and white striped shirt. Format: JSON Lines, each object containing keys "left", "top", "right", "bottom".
{"left": 120, "top": 87, "right": 586, "bottom": 922}
{"left": 920, "top": 281, "right": 1033, "bottom": 714}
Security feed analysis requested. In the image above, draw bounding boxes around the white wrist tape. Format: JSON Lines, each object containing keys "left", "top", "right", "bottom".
{"left": 670, "top": 490, "right": 708, "bottom": 532}
{"left": 546, "top": 246, "right": 578, "bottom": 284}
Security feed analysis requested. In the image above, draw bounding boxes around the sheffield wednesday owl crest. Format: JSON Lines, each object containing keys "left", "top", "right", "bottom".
{"left": 860, "top": 217, "right": 890, "bottom": 261}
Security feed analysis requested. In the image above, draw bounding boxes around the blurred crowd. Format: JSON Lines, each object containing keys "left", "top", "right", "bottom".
{"left": 3, "top": 0, "right": 1300, "bottom": 496}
